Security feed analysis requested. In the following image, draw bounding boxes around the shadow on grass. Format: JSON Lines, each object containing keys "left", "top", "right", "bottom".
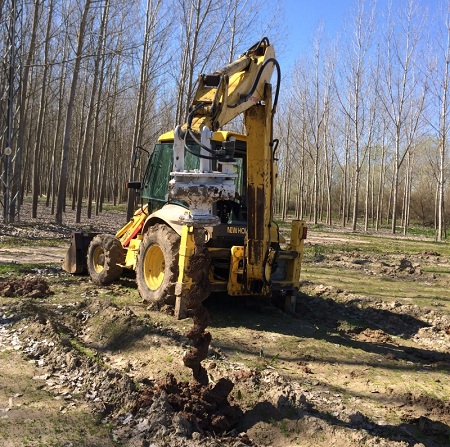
{"left": 238, "top": 393, "right": 450, "bottom": 447}
{"left": 206, "top": 291, "right": 450, "bottom": 368}
{"left": 205, "top": 291, "right": 450, "bottom": 445}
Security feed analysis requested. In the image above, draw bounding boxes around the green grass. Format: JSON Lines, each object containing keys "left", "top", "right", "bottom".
{"left": 305, "top": 231, "right": 450, "bottom": 257}
{"left": 304, "top": 264, "right": 449, "bottom": 306}
{"left": 300, "top": 228, "right": 450, "bottom": 317}
{"left": 274, "top": 219, "right": 291, "bottom": 228}
{"left": 102, "top": 203, "right": 127, "bottom": 213}
{"left": 407, "top": 226, "right": 439, "bottom": 238}
{"left": 0, "top": 262, "right": 48, "bottom": 275}
{"left": 0, "top": 236, "right": 67, "bottom": 248}
{"left": 422, "top": 265, "right": 450, "bottom": 274}
{"left": 63, "top": 334, "right": 106, "bottom": 366}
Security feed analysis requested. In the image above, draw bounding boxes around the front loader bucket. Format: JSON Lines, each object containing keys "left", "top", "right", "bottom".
{"left": 62, "top": 231, "right": 99, "bottom": 274}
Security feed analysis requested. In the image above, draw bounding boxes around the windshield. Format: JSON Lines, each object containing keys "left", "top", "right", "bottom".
{"left": 141, "top": 143, "right": 200, "bottom": 212}
{"left": 141, "top": 141, "right": 244, "bottom": 214}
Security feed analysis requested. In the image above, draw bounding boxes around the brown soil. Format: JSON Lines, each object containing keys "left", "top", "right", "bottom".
{"left": 183, "top": 237, "right": 213, "bottom": 385}
{"left": 0, "top": 277, "right": 52, "bottom": 298}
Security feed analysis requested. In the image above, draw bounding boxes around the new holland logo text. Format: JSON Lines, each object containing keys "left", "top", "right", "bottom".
{"left": 227, "top": 226, "right": 247, "bottom": 234}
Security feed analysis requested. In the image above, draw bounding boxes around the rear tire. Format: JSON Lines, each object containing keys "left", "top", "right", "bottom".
{"left": 87, "top": 234, "right": 124, "bottom": 285}
{"left": 136, "top": 224, "right": 180, "bottom": 305}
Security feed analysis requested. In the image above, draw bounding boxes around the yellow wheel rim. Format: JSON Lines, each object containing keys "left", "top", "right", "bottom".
{"left": 92, "top": 246, "right": 105, "bottom": 273}
{"left": 143, "top": 245, "right": 165, "bottom": 290}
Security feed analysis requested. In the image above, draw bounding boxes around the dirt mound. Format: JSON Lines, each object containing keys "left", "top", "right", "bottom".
{"left": 76, "top": 298, "right": 147, "bottom": 350}
{"left": 3, "top": 289, "right": 449, "bottom": 446}
{"left": 0, "top": 276, "right": 52, "bottom": 298}
{"left": 133, "top": 373, "right": 243, "bottom": 434}
{"left": 399, "top": 392, "right": 450, "bottom": 440}
{"left": 403, "top": 392, "right": 450, "bottom": 423}
{"left": 353, "top": 328, "right": 393, "bottom": 344}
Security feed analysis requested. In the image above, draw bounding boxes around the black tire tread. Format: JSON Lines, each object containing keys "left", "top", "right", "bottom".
{"left": 87, "top": 234, "right": 124, "bottom": 285}
{"left": 136, "top": 224, "right": 180, "bottom": 305}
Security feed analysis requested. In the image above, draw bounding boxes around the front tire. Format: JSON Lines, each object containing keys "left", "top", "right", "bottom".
{"left": 136, "top": 224, "right": 180, "bottom": 305}
{"left": 87, "top": 234, "right": 124, "bottom": 285}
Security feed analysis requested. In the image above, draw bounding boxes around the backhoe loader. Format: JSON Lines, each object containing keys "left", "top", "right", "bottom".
{"left": 63, "top": 37, "right": 307, "bottom": 319}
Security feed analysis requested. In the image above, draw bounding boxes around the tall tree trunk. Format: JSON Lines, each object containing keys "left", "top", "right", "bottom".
{"left": 437, "top": 6, "right": 450, "bottom": 240}
{"left": 13, "top": 0, "right": 40, "bottom": 220}
{"left": 324, "top": 131, "right": 333, "bottom": 226}
{"left": 32, "top": 0, "right": 53, "bottom": 218}
{"left": 391, "top": 134, "right": 400, "bottom": 233}
{"left": 375, "top": 141, "right": 386, "bottom": 231}
{"left": 87, "top": 68, "right": 106, "bottom": 219}
{"left": 55, "top": 0, "right": 92, "bottom": 224}
{"left": 403, "top": 150, "right": 414, "bottom": 235}
{"left": 342, "top": 130, "right": 350, "bottom": 227}
{"left": 49, "top": 39, "right": 69, "bottom": 214}
{"left": 364, "top": 149, "right": 371, "bottom": 232}
{"left": 352, "top": 167, "right": 360, "bottom": 231}
{"left": 76, "top": 0, "right": 109, "bottom": 223}
{"left": 71, "top": 79, "right": 89, "bottom": 211}
{"left": 127, "top": 0, "right": 163, "bottom": 220}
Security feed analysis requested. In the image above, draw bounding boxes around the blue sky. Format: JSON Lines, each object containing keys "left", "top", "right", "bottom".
{"left": 281, "top": 0, "right": 441, "bottom": 69}
{"left": 281, "top": 0, "right": 355, "bottom": 68}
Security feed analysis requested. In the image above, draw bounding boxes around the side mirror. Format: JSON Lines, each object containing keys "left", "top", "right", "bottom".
{"left": 131, "top": 150, "right": 140, "bottom": 168}
{"left": 132, "top": 146, "right": 149, "bottom": 168}
{"left": 126, "top": 181, "right": 141, "bottom": 190}
{"left": 219, "top": 140, "right": 235, "bottom": 162}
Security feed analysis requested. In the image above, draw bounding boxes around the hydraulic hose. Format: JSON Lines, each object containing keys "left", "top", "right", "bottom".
{"left": 245, "top": 37, "right": 271, "bottom": 55}
{"left": 228, "top": 58, "right": 281, "bottom": 110}
{"left": 184, "top": 102, "right": 218, "bottom": 159}
{"left": 183, "top": 40, "right": 281, "bottom": 163}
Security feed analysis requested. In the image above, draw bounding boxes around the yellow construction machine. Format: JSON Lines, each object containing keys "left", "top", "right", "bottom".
{"left": 63, "top": 37, "right": 307, "bottom": 318}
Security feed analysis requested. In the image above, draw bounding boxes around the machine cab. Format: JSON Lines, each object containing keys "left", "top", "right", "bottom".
{"left": 139, "top": 131, "right": 247, "bottom": 232}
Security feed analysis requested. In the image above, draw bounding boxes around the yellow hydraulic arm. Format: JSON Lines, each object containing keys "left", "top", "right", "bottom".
{"left": 187, "top": 37, "right": 279, "bottom": 134}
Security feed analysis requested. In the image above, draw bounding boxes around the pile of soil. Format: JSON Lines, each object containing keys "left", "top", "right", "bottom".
{"left": 129, "top": 374, "right": 243, "bottom": 436}
{"left": 0, "top": 276, "right": 52, "bottom": 298}
{"left": 353, "top": 328, "right": 393, "bottom": 344}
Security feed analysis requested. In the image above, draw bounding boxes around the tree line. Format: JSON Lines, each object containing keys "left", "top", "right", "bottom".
{"left": 0, "top": 0, "right": 281, "bottom": 223}
{"left": 275, "top": 0, "right": 450, "bottom": 240}
{"left": 0, "top": 0, "right": 449, "bottom": 240}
